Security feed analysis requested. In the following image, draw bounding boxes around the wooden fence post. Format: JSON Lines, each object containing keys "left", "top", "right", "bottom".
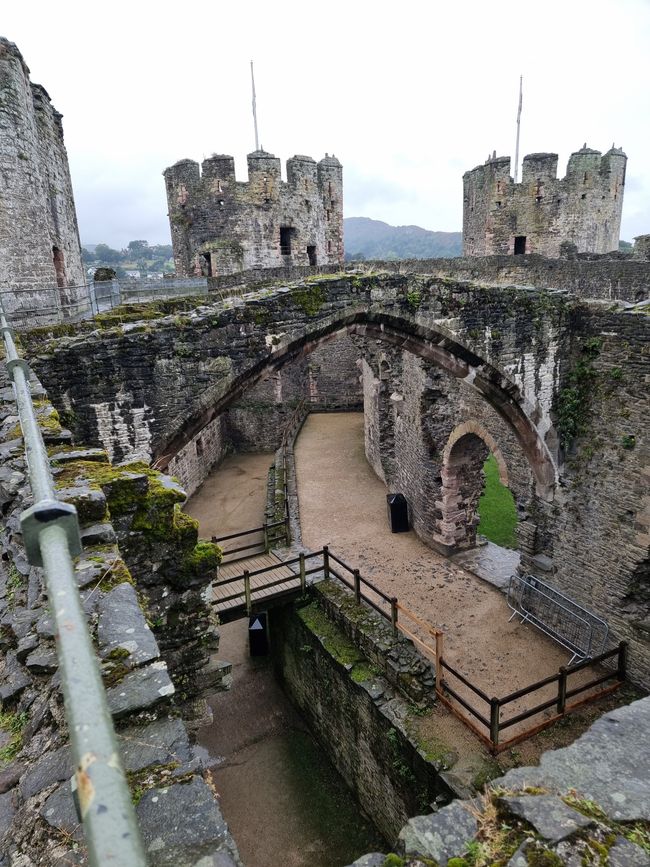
{"left": 557, "top": 666, "right": 567, "bottom": 714}
{"left": 322, "top": 545, "right": 330, "bottom": 579}
{"left": 489, "top": 697, "right": 500, "bottom": 750}
{"left": 435, "top": 631, "right": 444, "bottom": 690}
{"left": 617, "top": 641, "right": 628, "bottom": 681}
{"left": 390, "top": 597, "right": 398, "bottom": 636}
{"left": 353, "top": 569, "right": 361, "bottom": 605}
{"left": 299, "top": 552, "right": 306, "bottom": 594}
{"left": 244, "top": 570, "right": 251, "bottom": 615}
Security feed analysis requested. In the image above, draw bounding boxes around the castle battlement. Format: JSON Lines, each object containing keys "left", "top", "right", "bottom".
{"left": 164, "top": 149, "right": 343, "bottom": 276}
{"left": 463, "top": 145, "right": 626, "bottom": 257}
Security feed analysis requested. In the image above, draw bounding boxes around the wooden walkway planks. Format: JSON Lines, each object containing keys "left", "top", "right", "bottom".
{"left": 212, "top": 551, "right": 301, "bottom": 617}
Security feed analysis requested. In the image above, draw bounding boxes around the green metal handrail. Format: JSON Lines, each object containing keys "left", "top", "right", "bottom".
{"left": 0, "top": 304, "right": 148, "bottom": 866}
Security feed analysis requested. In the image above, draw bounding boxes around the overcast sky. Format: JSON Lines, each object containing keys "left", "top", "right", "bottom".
{"left": 4, "top": 0, "right": 649, "bottom": 248}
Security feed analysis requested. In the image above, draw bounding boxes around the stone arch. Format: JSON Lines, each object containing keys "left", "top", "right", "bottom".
{"left": 442, "top": 420, "right": 509, "bottom": 487}
{"left": 157, "top": 310, "right": 557, "bottom": 500}
{"left": 435, "top": 421, "right": 514, "bottom": 552}
{"left": 435, "top": 432, "right": 490, "bottom": 552}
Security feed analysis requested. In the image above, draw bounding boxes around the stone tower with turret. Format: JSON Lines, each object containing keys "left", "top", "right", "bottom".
{"left": 462, "top": 145, "right": 626, "bottom": 257}
{"left": 164, "top": 150, "right": 344, "bottom": 277}
{"left": 0, "top": 38, "right": 85, "bottom": 310}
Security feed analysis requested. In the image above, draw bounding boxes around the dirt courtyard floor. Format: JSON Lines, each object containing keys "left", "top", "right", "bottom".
{"left": 294, "top": 412, "right": 636, "bottom": 778}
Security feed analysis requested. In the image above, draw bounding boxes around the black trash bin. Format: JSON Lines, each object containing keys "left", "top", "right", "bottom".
{"left": 249, "top": 611, "right": 269, "bottom": 656}
{"left": 387, "top": 493, "right": 409, "bottom": 533}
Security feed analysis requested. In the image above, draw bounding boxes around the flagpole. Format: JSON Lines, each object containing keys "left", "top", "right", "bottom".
{"left": 251, "top": 61, "right": 260, "bottom": 152}
{"left": 514, "top": 75, "right": 523, "bottom": 182}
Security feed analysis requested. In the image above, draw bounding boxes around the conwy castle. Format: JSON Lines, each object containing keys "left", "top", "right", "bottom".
{"left": 0, "top": 34, "right": 649, "bottom": 867}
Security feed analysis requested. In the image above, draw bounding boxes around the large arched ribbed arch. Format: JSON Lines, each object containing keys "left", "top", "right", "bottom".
{"left": 157, "top": 310, "right": 557, "bottom": 498}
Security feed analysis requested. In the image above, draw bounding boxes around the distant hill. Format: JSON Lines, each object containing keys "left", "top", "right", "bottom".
{"left": 344, "top": 217, "right": 462, "bottom": 261}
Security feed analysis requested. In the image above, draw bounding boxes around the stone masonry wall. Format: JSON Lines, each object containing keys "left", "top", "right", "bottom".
{"left": 166, "top": 414, "right": 228, "bottom": 500}
{"left": 0, "top": 38, "right": 85, "bottom": 313}
{"left": 20, "top": 274, "right": 650, "bottom": 685}
{"left": 0, "top": 370, "right": 238, "bottom": 865}
{"left": 164, "top": 151, "right": 343, "bottom": 277}
{"left": 463, "top": 146, "right": 626, "bottom": 257}
{"left": 358, "top": 254, "right": 650, "bottom": 302}
{"left": 271, "top": 596, "right": 455, "bottom": 844}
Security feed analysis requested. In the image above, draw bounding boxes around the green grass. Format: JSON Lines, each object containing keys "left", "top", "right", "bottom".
{"left": 477, "top": 455, "right": 518, "bottom": 549}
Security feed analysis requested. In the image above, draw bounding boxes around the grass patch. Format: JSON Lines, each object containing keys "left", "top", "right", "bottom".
{"left": 477, "top": 455, "right": 518, "bottom": 549}
{"left": 0, "top": 711, "right": 29, "bottom": 765}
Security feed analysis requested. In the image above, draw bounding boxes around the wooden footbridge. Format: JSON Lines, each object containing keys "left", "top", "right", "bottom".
{"left": 209, "top": 531, "right": 627, "bottom": 754}
{"left": 211, "top": 550, "right": 314, "bottom": 623}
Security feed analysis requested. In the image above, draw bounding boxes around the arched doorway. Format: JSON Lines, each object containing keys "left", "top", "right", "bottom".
{"left": 436, "top": 421, "right": 516, "bottom": 554}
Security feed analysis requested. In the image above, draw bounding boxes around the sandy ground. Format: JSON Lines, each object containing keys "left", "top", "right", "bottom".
{"left": 187, "top": 416, "right": 635, "bottom": 789}
{"left": 185, "top": 452, "right": 274, "bottom": 553}
{"left": 293, "top": 413, "right": 627, "bottom": 766}
{"left": 295, "top": 413, "right": 573, "bottom": 694}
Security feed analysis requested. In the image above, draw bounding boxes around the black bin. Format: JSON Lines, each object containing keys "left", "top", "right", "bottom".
{"left": 387, "top": 493, "right": 409, "bottom": 533}
{"left": 249, "top": 611, "right": 269, "bottom": 656}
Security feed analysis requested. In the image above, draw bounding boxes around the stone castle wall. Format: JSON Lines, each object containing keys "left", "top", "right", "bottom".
{"left": 164, "top": 150, "right": 343, "bottom": 278}
{"left": 0, "top": 368, "right": 237, "bottom": 865}
{"left": 358, "top": 254, "right": 649, "bottom": 302}
{"left": 21, "top": 274, "right": 650, "bottom": 686}
{"left": 0, "top": 38, "right": 85, "bottom": 314}
{"left": 463, "top": 146, "right": 626, "bottom": 257}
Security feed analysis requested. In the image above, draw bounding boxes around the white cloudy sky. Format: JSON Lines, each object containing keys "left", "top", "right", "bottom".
{"left": 4, "top": 0, "right": 649, "bottom": 247}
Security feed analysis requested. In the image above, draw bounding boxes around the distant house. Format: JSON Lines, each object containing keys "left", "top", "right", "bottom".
{"left": 124, "top": 269, "right": 141, "bottom": 279}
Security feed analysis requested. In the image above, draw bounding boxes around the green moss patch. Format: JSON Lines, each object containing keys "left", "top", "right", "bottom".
{"left": 299, "top": 602, "right": 366, "bottom": 668}
{"left": 0, "top": 711, "right": 28, "bottom": 766}
{"left": 289, "top": 284, "right": 327, "bottom": 316}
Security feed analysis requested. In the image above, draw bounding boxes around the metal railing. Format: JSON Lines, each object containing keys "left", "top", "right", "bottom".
{"left": 0, "top": 302, "right": 147, "bottom": 865}
{"left": 507, "top": 573, "right": 609, "bottom": 663}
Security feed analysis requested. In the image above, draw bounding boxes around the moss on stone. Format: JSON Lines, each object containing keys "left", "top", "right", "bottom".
{"left": 106, "top": 646, "right": 131, "bottom": 661}
{"left": 55, "top": 460, "right": 186, "bottom": 537}
{"left": 98, "top": 559, "right": 135, "bottom": 592}
{"left": 180, "top": 540, "right": 222, "bottom": 580}
{"left": 298, "top": 602, "right": 365, "bottom": 668}
{"left": 0, "top": 711, "right": 28, "bottom": 766}
{"left": 525, "top": 844, "right": 563, "bottom": 866}
{"left": 289, "top": 283, "right": 327, "bottom": 316}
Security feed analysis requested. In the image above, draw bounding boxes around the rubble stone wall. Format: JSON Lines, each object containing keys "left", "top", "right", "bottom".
{"left": 0, "top": 369, "right": 236, "bottom": 865}
{"left": 462, "top": 146, "right": 627, "bottom": 257}
{"left": 0, "top": 38, "right": 85, "bottom": 312}
{"left": 164, "top": 150, "right": 343, "bottom": 277}
{"left": 22, "top": 273, "right": 650, "bottom": 686}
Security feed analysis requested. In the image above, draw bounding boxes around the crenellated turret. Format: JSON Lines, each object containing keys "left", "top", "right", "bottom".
{"left": 163, "top": 149, "right": 344, "bottom": 276}
{"left": 463, "top": 143, "right": 627, "bottom": 257}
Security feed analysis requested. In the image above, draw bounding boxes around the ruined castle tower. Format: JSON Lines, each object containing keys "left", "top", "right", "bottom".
{"left": 462, "top": 145, "right": 626, "bottom": 257}
{"left": 0, "top": 38, "right": 85, "bottom": 307}
{"left": 163, "top": 150, "right": 344, "bottom": 277}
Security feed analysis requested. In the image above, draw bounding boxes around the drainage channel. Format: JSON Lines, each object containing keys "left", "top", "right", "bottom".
{"left": 186, "top": 452, "right": 385, "bottom": 867}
